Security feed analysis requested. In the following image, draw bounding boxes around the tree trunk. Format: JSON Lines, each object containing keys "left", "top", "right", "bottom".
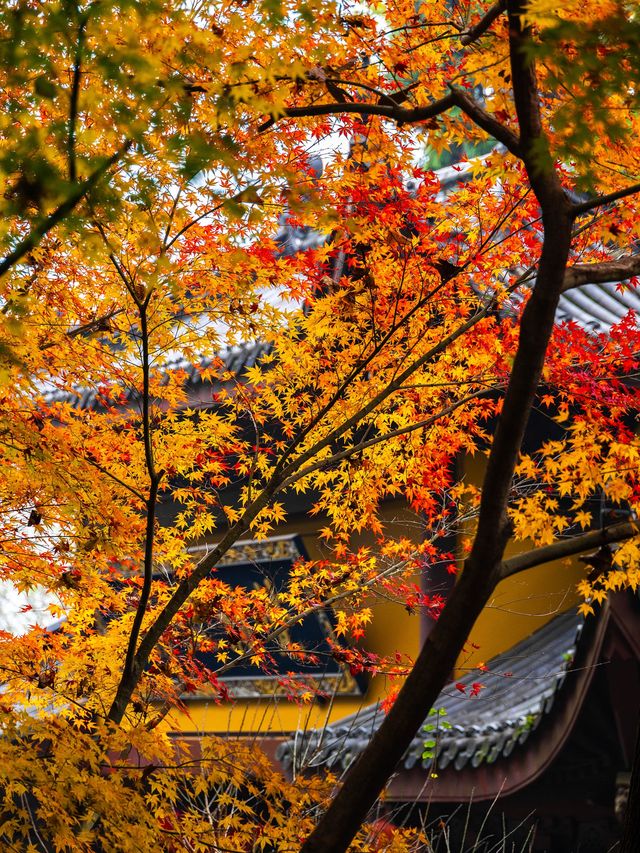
{"left": 300, "top": 568, "right": 499, "bottom": 853}
{"left": 620, "top": 713, "right": 640, "bottom": 852}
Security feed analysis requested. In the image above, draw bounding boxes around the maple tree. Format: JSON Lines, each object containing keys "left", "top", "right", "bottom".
{"left": 0, "top": 0, "right": 640, "bottom": 850}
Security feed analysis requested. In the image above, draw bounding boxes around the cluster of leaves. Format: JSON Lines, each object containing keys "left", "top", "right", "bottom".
{"left": 0, "top": 713, "right": 428, "bottom": 852}
{"left": 523, "top": 0, "right": 640, "bottom": 186}
{"left": 421, "top": 707, "right": 452, "bottom": 766}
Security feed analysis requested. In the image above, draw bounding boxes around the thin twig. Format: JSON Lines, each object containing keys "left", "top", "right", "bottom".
{"left": 115, "top": 298, "right": 163, "bottom": 704}
{"left": 39, "top": 307, "right": 123, "bottom": 351}
{"left": 83, "top": 455, "right": 146, "bottom": 502}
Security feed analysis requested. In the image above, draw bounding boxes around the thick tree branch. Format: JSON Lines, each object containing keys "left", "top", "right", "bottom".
{"left": 259, "top": 89, "right": 521, "bottom": 156}
{"left": 449, "top": 87, "right": 521, "bottom": 155}
{"left": 0, "top": 142, "right": 131, "bottom": 280}
{"left": 573, "top": 181, "right": 640, "bottom": 217}
{"left": 461, "top": 0, "right": 506, "bottom": 46}
{"left": 506, "top": 1, "right": 562, "bottom": 208}
{"left": 501, "top": 521, "right": 640, "bottom": 580}
{"left": 300, "top": 213, "right": 573, "bottom": 853}
{"left": 258, "top": 91, "right": 457, "bottom": 133}
{"left": 562, "top": 254, "right": 640, "bottom": 292}
{"left": 507, "top": 4, "right": 541, "bottom": 145}
{"left": 465, "top": 0, "right": 569, "bottom": 566}
{"left": 320, "top": 77, "right": 419, "bottom": 109}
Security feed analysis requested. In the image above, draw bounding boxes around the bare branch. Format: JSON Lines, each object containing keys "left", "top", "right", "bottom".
{"left": 500, "top": 520, "right": 639, "bottom": 580}
{"left": 562, "top": 254, "right": 640, "bottom": 292}
{"left": 68, "top": 15, "right": 89, "bottom": 183}
{"left": 258, "top": 91, "right": 457, "bottom": 133}
{"left": 573, "top": 181, "right": 640, "bottom": 217}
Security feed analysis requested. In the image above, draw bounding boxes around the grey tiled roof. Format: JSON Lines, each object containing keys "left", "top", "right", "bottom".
{"left": 557, "top": 282, "right": 640, "bottom": 334}
{"left": 277, "top": 609, "right": 583, "bottom": 775}
{"left": 48, "top": 279, "right": 638, "bottom": 412}
{"left": 46, "top": 341, "right": 270, "bottom": 411}
{"left": 45, "top": 284, "right": 636, "bottom": 415}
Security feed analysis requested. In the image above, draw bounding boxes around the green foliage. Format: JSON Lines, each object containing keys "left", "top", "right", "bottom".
{"left": 422, "top": 707, "right": 452, "bottom": 761}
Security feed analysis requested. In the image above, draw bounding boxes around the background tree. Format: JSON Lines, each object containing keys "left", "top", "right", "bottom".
{"left": 0, "top": 0, "right": 639, "bottom": 850}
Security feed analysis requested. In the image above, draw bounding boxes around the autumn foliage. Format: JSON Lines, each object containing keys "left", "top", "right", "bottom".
{"left": 0, "top": 0, "right": 639, "bottom": 850}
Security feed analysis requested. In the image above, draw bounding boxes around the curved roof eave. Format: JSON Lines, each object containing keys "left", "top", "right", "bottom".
{"left": 277, "top": 604, "right": 614, "bottom": 802}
